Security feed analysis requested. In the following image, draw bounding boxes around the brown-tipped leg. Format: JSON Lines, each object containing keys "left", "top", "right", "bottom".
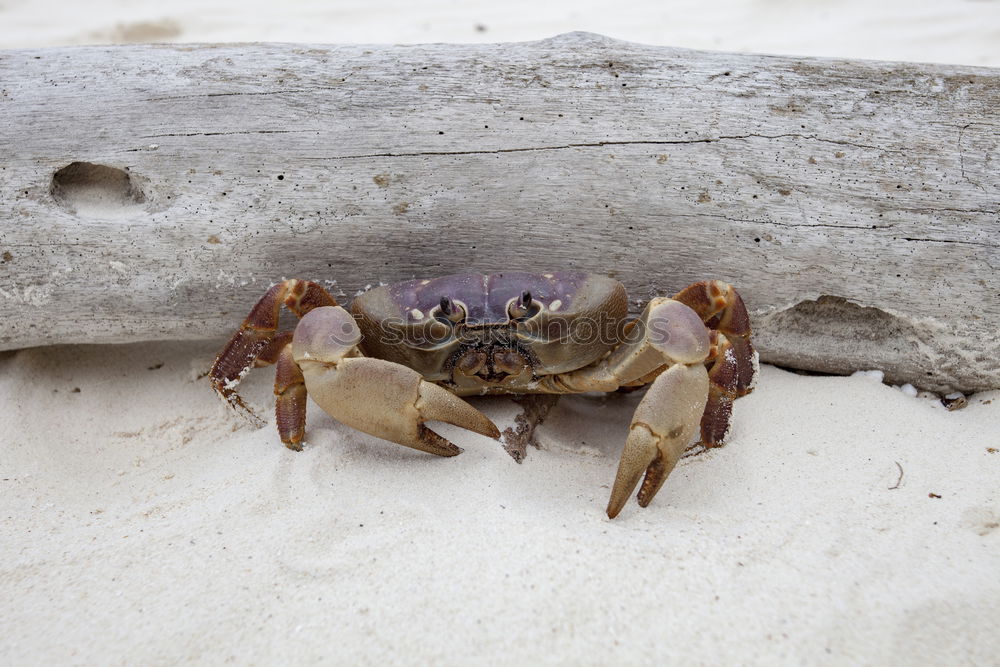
{"left": 673, "top": 280, "right": 751, "bottom": 339}
{"left": 674, "top": 281, "right": 757, "bottom": 391}
{"left": 501, "top": 394, "right": 560, "bottom": 463}
{"left": 274, "top": 343, "right": 307, "bottom": 450}
{"left": 725, "top": 335, "right": 758, "bottom": 398}
{"left": 699, "top": 332, "right": 757, "bottom": 446}
{"left": 700, "top": 331, "right": 738, "bottom": 447}
{"left": 674, "top": 281, "right": 758, "bottom": 447}
{"left": 210, "top": 279, "right": 338, "bottom": 427}
{"left": 210, "top": 326, "right": 274, "bottom": 427}
{"left": 254, "top": 331, "right": 294, "bottom": 367}
{"left": 700, "top": 389, "right": 734, "bottom": 448}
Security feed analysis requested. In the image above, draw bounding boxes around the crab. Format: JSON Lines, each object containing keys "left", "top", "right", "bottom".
{"left": 210, "top": 272, "right": 757, "bottom": 518}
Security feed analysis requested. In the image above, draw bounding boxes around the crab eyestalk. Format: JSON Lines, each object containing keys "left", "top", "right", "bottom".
{"left": 508, "top": 290, "right": 534, "bottom": 319}
{"left": 439, "top": 296, "right": 465, "bottom": 323}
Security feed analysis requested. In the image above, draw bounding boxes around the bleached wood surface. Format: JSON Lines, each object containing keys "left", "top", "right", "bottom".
{"left": 0, "top": 33, "right": 997, "bottom": 391}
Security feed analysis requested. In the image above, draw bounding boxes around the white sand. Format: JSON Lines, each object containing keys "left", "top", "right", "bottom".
{"left": 2, "top": 342, "right": 998, "bottom": 663}
{"left": 3, "top": 2, "right": 1000, "bottom": 664}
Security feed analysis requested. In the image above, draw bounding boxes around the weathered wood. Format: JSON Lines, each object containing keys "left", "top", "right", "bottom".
{"left": 0, "top": 33, "right": 997, "bottom": 392}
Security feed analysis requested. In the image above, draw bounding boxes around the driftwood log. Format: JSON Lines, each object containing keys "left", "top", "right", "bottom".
{"left": 0, "top": 33, "right": 997, "bottom": 392}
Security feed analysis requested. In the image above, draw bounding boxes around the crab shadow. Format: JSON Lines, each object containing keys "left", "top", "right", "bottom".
{"left": 297, "top": 390, "right": 642, "bottom": 468}
{"left": 510, "top": 391, "right": 645, "bottom": 461}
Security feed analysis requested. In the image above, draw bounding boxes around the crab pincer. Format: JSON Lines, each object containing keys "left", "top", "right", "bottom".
{"left": 606, "top": 363, "right": 709, "bottom": 518}
{"left": 600, "top": 299, "right": 712, "bottom": 518}
{"left": 292, "top": 306, "right": 500, "bottom": 455}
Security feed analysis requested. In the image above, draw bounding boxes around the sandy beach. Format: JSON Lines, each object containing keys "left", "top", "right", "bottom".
{"left": 2, "top": 1, "right": 999, "bottom": 664}
{"left": 2, "top": 340, "right": 998, "bottom": 663}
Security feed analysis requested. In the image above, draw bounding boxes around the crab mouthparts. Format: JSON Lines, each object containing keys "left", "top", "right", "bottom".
{"left": 453, "top": 343, "right": 531, "bottom": 383}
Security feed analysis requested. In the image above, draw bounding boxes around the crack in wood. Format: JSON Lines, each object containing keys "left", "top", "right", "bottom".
{"left": 270, "top": 133, "right": 897, "bottom": 161}
{"left": 142, "top": 129, "right": 318, "bottom": 138}
{"left": 957, "top": 123, "right": 988, "bottom": 192}
{"left": 668, "top": 212, "right": 998, "bottom": 244}
{"left": 144, "top": 87, "right": 347, "bottom": 102}
{"left": 899, "top": 236, "right": 996, "bottom": 248}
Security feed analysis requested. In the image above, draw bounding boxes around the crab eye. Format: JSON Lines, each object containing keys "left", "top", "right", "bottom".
{"left": 436, "top": 296, "right": 466, "bottom": 324}
{"left": 508, "top": 291, "right": 540, "bottom": 320}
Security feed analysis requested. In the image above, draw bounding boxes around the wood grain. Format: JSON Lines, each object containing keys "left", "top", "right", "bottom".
{"left": 0, "top": 33, "right": 997, "bottom": 391}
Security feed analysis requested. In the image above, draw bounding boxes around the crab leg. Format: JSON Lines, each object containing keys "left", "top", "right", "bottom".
{"left": 209, "top": 279, "right": 339, "bottom": 426}
{"left": 673, "top": 281, "right": 758, "bottom": 446}
{"left": 255, "top": 331, "right": 294, "bottom": 367}
{"left": 292, "top": 306, "right": 500, "bottom": 456}
{"left": 274, "top": 342, "right": 307, "bottom": 449}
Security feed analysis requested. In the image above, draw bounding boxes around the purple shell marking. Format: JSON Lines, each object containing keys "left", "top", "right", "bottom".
{"left": 387, "top": 272, "right": 590, "bottom": 326}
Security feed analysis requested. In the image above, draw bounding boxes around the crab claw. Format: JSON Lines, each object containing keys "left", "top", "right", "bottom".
{"left": 293, "top": 306, "right": 499, "bottom": 456}
{"left": 606, "top": 363, "right": 709, "bottom": 519}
